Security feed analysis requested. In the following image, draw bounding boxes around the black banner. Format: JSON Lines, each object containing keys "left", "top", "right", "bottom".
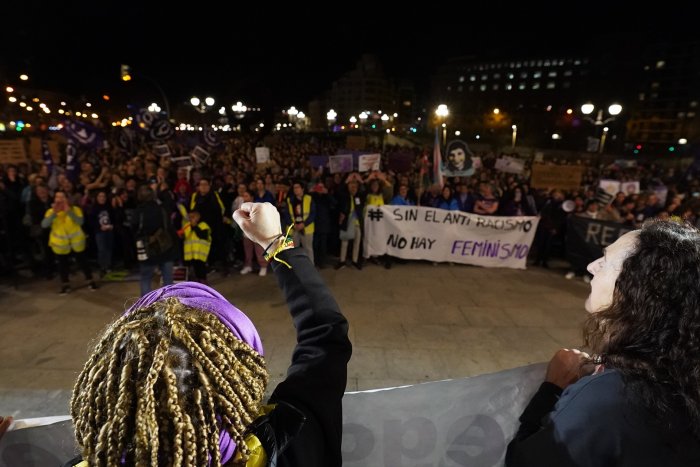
{"left": 566, "top": 216, "right": 632, "bottom": 271}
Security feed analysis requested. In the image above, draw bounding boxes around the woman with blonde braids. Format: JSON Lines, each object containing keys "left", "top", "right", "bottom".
{"left": 64, "top": 201, "right": 352, "bottom": 466}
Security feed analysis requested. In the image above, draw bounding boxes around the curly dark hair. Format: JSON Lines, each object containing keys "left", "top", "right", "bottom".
{"left": 584, "top": 220, "right": 700, "bottom": 437}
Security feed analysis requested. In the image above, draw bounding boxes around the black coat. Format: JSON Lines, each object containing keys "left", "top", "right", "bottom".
{"left": 506, "top": 369, "right": 700, "bottom": 466}
{"left": 338, "top": 191, "right": 365, "bottom": 231}
{"left": 133, "top": 200, "right": 177, "bottom": 264}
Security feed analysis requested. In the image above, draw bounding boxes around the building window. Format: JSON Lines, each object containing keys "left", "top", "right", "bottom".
{"left": 546, "top": 82, "right": 556, "bottom": 89}
{"left": 533, "top": 71, "right": 542, "bottom": 78}
{"left": 506, "top": 83, "right": 513, "bottom": 90}
{"left": 651, "top": 92, "right": 658, "bottom": 99}
{"left": 458, "top": 85, "right": 463, "bottom": 92}
{"left": 447, "top": 86, "right": 452, "bottom": 91}
{"left": 537, "top": 60, "right": 543, "bottom": 66}
{"left": 469, "top": 85, "right": 474, "bottom": 92}
{"left": 548, "top": 71, "right": 557, "bottom": 77}
{"left": 530, "top": 60, "right": 536, "bottom": 66}
{"left": 574, "top": 59, "right": 581, "bottom": 65}
{"left": 520, "top": 72, "right": 528, "bottom": 79}
{"left": 532, "top": 82, "right": 541, "bottom": 90}
{"left": 563, "top": 81, "right": 571, "bottom": 88}
{"left": 651, "top": 82, "right": 660, "bottom": 89}
{"left": 544, "top": 60, "right": 551, "bottom": 66}
{"left": 518, "top": 83, "right": 526, "bottom": 90}
{"left": 470, "top": 75, "right": 476, "bottom": 82}
{"left": 656, "top": 60, "right": 665, "bottom": 69}
{"left": 493, "top": 73, "right": 501, "bottom": 79}
{"left": 403, "top": 100, "right": 411, "bottom": 106}
{"left": 481, "top": 74, "right": 488, "bottom": 80}
{"left": 508, "top": 73, "right": 514, "bottom": 79}
{"left": 563, "top": 70, "right": 572, "bottom": 77}
{"left": 690, "top": 101, "right": 698, "bottom": 107}
{"left": 516, "top": 62, "right": 522, "bottom": 68}
{"left": 678, "top": 112, "right": 686, "bottom": 118}
{"left": 480, "top": 84, "right": 487, "bottom": 91}
{"left": 492, "top": 84, "right": 499, "bottom": 90}
{"left": 559, "top": 60, "right": 565, "bottom": 66}
{"left": 689, "top": 112, "right": 697, "bottom": 118}
{"left": 639, "top": 93, "right": 646, "bottom": 101}
{"left": 459, "top": 75, "right": 465, "bottom": 82}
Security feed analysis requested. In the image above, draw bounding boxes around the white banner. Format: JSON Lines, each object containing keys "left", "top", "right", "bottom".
{"left": 494, "top": 156, "right": 524, "bottom": 174}
{"left": 255, "top": 147, "right": 270, "bottom": 164}
{"left": 343, "top": 363, "right": 544, "bottom": 466}
{"left": 364, "top": 206, "right": 539, "bottom": 269}
{"left": 0, "top": 364, "right": 545, "bottom": 466}
{"left": 358, "top": 153, "right": 381, "bottom": 172}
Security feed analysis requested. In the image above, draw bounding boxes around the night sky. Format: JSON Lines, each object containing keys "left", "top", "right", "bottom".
{"left": 1, "top": 9, "right": 695, "bottom": 112}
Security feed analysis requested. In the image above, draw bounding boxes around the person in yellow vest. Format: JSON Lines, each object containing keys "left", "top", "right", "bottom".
{"left": 286, "top": 181, "right": 316, "bottom": 264}
{"left": 41, "top": 191, "right": 97, "bottom": 295}
{"left": 179, "top": 210, "right": 212, "bottom": 284}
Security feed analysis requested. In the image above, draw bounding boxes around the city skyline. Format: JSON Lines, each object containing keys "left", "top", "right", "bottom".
{"left": 1, "top": 11, "right": 696, "bottom": 111}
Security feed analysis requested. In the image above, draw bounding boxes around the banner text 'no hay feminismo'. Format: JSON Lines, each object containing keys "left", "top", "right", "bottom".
{"left": 364, "top": 206, "right": 540, "bottom": 269}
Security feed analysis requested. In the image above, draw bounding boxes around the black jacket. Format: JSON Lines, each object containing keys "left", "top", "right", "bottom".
{"left": 133, "top": 200, "right": 177, "bottom": 264}
{"left": 506, "top": 369, "right": 700, "bottom": 467}
{"left": 262, "top": 248, "right": 352, "bottom": 466}
{"left": 338, "top": 191, "right": 365, "bottom": 231}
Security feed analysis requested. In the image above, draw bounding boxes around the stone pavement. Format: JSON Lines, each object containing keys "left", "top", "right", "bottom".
{"left": 0, "top": 261, "right": 589, "bottom": 419}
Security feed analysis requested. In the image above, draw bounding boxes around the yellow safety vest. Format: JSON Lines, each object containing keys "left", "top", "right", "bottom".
{"left": 46, "top": 207, "right": 86, "bottom": 255}
{"left": 183, "top": 221, "right": 212, "bottom": 262}
{"left": 287, "top": 194, "right": 314, "bottom": 234}
{"left": 366, "top": 193, "right": 384, "bottom": 207}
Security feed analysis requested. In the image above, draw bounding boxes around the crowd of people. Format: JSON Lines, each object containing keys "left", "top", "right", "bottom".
{"left": 1, "top": 130, "right": 700, "bottom": 465}
{"left": 1, "top": 132, "right": 700, "bottom": 293}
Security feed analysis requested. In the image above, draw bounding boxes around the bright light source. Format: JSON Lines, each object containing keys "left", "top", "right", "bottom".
{"left": 297, "top": 112, "right": 305, "bottom": 119}
{"left": 581, "top": 103, "right": 594, "bottom": 115}
{"left": 86, "top": 103, "right": 92, "bottom": 107}
{"left": 455, "top": 130, "right": 461, "bottom": 136}
{"left": 566, "top": 108, "right": 573, "bottom": 115}
{"left": 552, "top": 133, "right": 561, "bottom": 140}
{"left": 91, "top": 113, "right": 98, "bottom": 119}
{"left": 103, "top": 95, "right": 110, "bottom": 101}
{"left": 39, "top": 103, "right": 46, "bottom": 108}
{"left": 679, "top": 138, "right": 688, "bottom": 145}
{"left": 205, "top": 97, "right": 215, "bottom": 106}
{"left": 393, "top": 113, "right": 398, "bottom": 118}
{"left": 349, "top": 116, "right": 357, "bottom": 123}
{"left": 381, "top": 114, "right": 389, "bottom": 121}
{"left": 19, "top": 74, "right": 29, "bottom": 81}
{"left": 26, "top": 106, "right": 33, "bottom": 111}
{"left": 476, "top": 135, "right": 480, "bottom": 140}
{"left": 326, "top": 109, "right": 337, "bottom": 121}
{"left": 435, "top": 104, "right": 449, "bottom": 117}
{"left": 5, "top": 86, "right": 13, "bottom": 93}
{"left": 493, "top": 108, "right": 500, "bottom": 114}
{"left": 259, "top": 123, "right": 265, "bottom": 127}
{"left": 8, "top": 96, "right": 17, "bottom": 103}
{"left": 60, "top": 101, "right": 66, "bottom": 106}
{"left": 58, "top": 109, "right": 65, "bottom": 114}
{"left": 512, "top": 124, "right": 517, "bottom": 130}
{"left": 441, "top": 123, "right": 446, "bottom": 128}
{"left": 76, "top": 112, "right": 82, "bottom": 116}
{"left": 608, "top": 103, "right": 622, "bottom": 115}
{"left": 190, "top": 97, "right": 200, "bottom": 106}
{"left": 19, "top": 102, "right": 26, "bottom": 107}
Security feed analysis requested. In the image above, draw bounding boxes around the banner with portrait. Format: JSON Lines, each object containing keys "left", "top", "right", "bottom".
{"left": 442, "top": 139, "right": 475, "bottom": 177}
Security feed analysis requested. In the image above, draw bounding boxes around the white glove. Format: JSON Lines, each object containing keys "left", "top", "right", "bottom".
{"left": 233, "top": 202, "right": 283, "bottom": 249}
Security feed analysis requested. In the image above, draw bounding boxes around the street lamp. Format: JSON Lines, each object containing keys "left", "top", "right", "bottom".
{"left": 511, "top": 124, "right": 517, "bottom": 148}
{"left": 326, "top": 109, "right": 337, "bottom": 130}
{"left": 191, "top": 96, "right": 215, "bottom": 113}
{"left": 231, "top": 101, "right": 247, "bottom": 120}
{"left": 581, "top": 102, "right": 622, "bottom": 153}
{"left": 435, "top": 104, "right": 449, "bottom": 145}
{"left": 359, "top": 111, "right": 368, "bottom": 129}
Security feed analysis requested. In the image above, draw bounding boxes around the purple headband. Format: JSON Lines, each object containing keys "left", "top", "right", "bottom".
{"left": 126, "top": 281, "right": 264, "bottom": 464}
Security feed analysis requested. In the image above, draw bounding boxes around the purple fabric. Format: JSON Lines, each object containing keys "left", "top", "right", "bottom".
{"left": 126, "top": 281, "right": 264, "bottom": 464}
{"left": 126, "top": 281, "right": 263, "bottom": 355}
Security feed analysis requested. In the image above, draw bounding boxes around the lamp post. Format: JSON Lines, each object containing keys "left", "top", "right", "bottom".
{"left": 191, "top": 96, "right": 215, "bottom": 114}
{"left": 581, "top": 102, "right": 622, "bottom": 153}
{"left": 435, "top": 104, "right": 449, "bottom": 145}
{"left": 326, "top": 109, "right": 337, "bottom": 131}
{"left": 511, "top": 124, "right": 517, "bottom": 148}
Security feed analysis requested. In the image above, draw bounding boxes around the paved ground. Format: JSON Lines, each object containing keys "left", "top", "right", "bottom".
{"left": 0, "top": 260, "right": 589, "bottom": 418}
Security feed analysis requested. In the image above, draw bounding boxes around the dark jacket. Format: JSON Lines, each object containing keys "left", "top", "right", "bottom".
{"left": 262, "top": 248, "right": 352, "bottom": 466}
{"left": 506, "top": 369, "right": 700, "bottom": 467}
{"left": 133, "top": 200, "right": 177, "bottom": 264}
{"left": 338, "top": 191, "right": 365, "bottom": 231}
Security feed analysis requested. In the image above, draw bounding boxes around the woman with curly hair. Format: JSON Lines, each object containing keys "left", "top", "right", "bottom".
{"left": 507, "top": 220, "right": 700, "bottom": 466}
{"left": 64, "top": 202, "right": 351, "bottom": 466}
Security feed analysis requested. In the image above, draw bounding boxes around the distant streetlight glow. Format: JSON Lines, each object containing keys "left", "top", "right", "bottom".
{"left": 8, "top": 96, "right": 17, "bottom": 103}
{"left": 19, "top": 74, "right": 29, "bottom": 81}
{"left": 493, "top": 108, "right": 500, "bottom": 114}
{"left": 205, "top": 97, "right": 215, "bottom": 106}
{"left": 5, "top": 86, "right": 13, "bottom": 93}
{"left": 679, "top": 138, "right": 688, "bottom": 145}
{"left": 190, "top": 97, "right": 200, "bottom": 106}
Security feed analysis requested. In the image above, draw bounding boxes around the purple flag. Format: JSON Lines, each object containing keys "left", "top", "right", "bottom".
{"left": 41, "top": 140, "right": 54, "bottom": 175}
{"left": 65, "top": 139, "right": 78, "bottom": 182}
